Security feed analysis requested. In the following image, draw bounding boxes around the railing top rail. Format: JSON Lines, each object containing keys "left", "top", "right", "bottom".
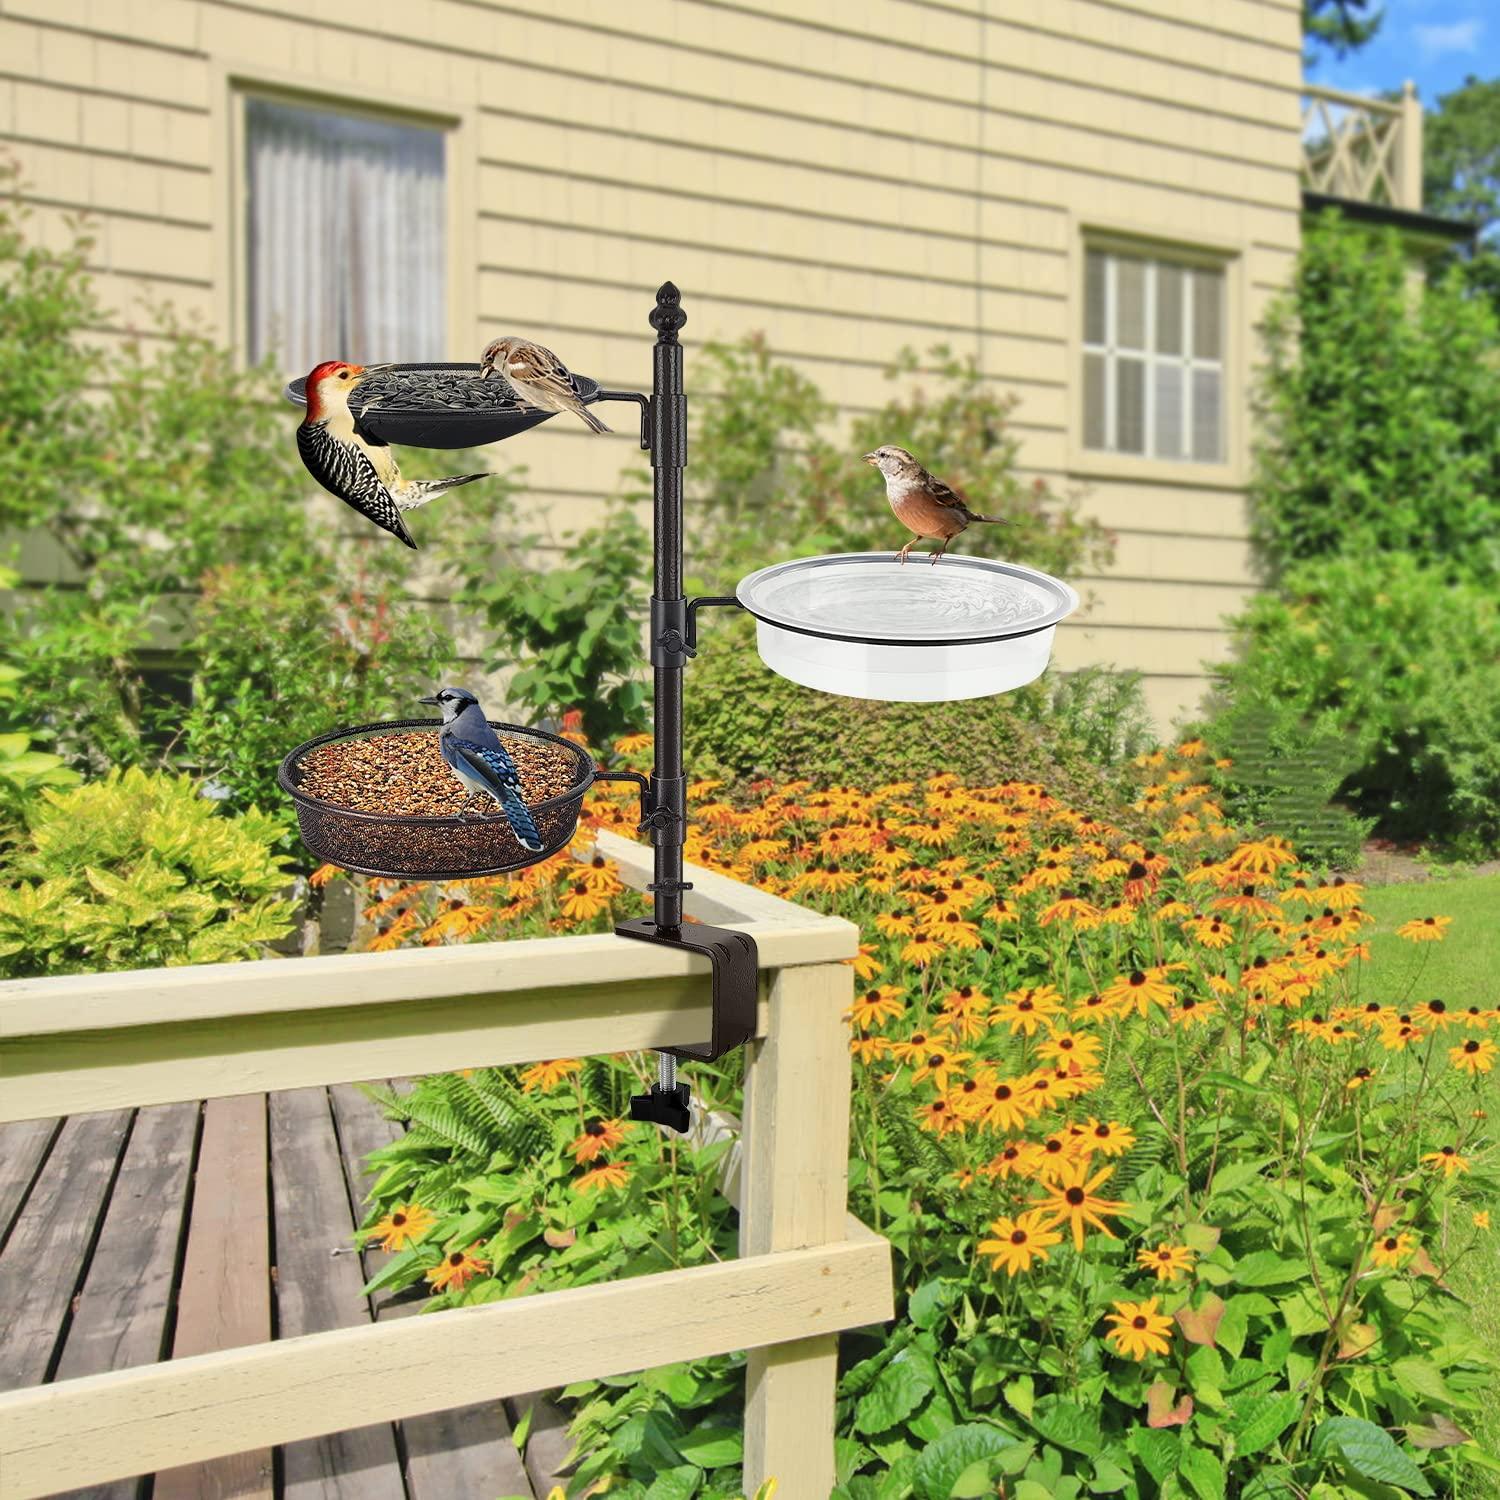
{"left": 1302, "top": 82, "right": 1402, "bottom": 115}
{"left": 0, "top": 831, "right": 857, "bottom": 1043}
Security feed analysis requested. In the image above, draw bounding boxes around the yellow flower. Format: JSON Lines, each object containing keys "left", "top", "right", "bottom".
{"left": 977, "top": 1209, "right": 1065, "bottom": 1276}
{"left": 570, "top": 1118, "right": 630, "bottom": 1164}
{"left": 1082, "top": 1118, "right": 1136, "bottom": 1156}
{"left": 847, "top": 984, "right": 905, "bottom": 1028}
{"left": 1100, "top": 968, "right": 1176, "bottom": 1017}
{"left": 614, "top": 733, "right": 653, "bottom": 754}
{"left": 916, "top": 1097, "right": 966, "bottom": 1136}
{"left": 369, "top": 1202, "right": 436, "bottom": 1251}
{"left": 1370, "top": 1231, "right": 1414, "bottom": 1268}
{"left": 1420, "top": 1145, "right": 1471, "bottom": 1176}
{"left": 1475, "top": 1211, "right": 1491, "bottom": 1230}
{"left": 1346, "top": 1067, "right": 1374, "bottom": 1091}
{"left": 1035, "top": 1159, "right": 1130, "bottom": 1251}
{"left": 559, "top": 879, "right": 609, "bottom": 922}
{"left": 844, "top": 942, "right": 883, "bottom": 980}
{"left": 574, "top": 1162, "right": 632, "bottom": 1195}
{"left": 1104, "top": 1297, "right": 1173, "bottom": 1360}
{"left": 426, "top": 1245, "right": 490, "bottom": 1293}
{"left": 910, "top": 1046, "right": 972, "bottom": 1090}
{"left": 1137, "top": 1242, "right": 1195, "bottom": 1282}
{"left": 1037, "top": 1030, "right": 1103, "bottom": 1069}
{"left": 992, "top": 984, "right": 1066, "bottom": 1035}
{"left": 850, "top": 1032, "right": 893, "bottom": 1064}
{"left": 520, "top": 1058, "right": 583, "bottom": 1092}
{"left": 1450, "top": 1037, "right": 1497, "bottom": 1075}
{"left": 1396, "top": 915, "right": 1452, "bottom": 943}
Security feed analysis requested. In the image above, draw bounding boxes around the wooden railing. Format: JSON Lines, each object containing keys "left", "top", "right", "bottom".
{"left": 1301, "top": 81, "right": 1423, "bottom": 211}
{"left": 0, "top": 831, "right": 894, "bottom": 1499}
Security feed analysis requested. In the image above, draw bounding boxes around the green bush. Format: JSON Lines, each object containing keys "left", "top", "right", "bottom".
{"left": 684, "top": 616, "right": 1148, "bottom": 815}
{"left": 0, "top": 768, "right": 293, "bottom": 976}
{"left": 1254, "top": 211, "right": 1500, "bottom": 582}
{"left": 1201, "top": 552, "right": 1500, "bottom": 857}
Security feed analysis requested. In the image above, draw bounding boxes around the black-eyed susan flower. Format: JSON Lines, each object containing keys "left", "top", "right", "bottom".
{"left": 1035, "top": 1159, "right": 1130, "bottom": 1250}
{"left": 1415, "top": 997, "right": 1457, "bottom": 1029}
{"left": 1168, "top": 995, "right": 1220, "bottom": 1029}
{"left": 1103, "top": 1298, "right": 1173, "bottom": 1360}
{"left": 520, "top": 1058, "right": 583, "bottom": 1092}
{"left": 846, "top": 984, "right": 905, "bottom": 1028}
{"left": 1137, "top": 1242, "right": 1195, "bottom": 1282}
{"left": 574, "top": 1162, "right": 631, "bottom": 1195}
{"left": 426, "top": 1245, "right": 490, "bottom": 1293}
{"left": 1450, "top": 1038, "right": 1496, "bottom": 1075}
{"left": 910, "top": 1046, "right": 972, "bottom": 1090}
{"left": 1421, "top": 1145, "right": 1471, "bottom": 1176}
{"left": 369, "top": 1202, "right": 436, "bottom": 1251}
{"left": 977, "top": 1209, "right": 1064, "bottom": 1276}
{"left": 1370, "top": 1231, "right": 1414, "bottom": 1268}
{"left": 1037, "top": 1030, "right": 1104, "bottom": 1070}
{"left": 1397, "top": 915, "right": 1452, "bottom": 943}
{"left": 1084, "top": 1118, "right": 1136, "bottom": 1156}
{"left": 1100, "top": 968, "right": 1175, "bottom": 1018}
{"left": 992, "top": 984, "right": 1066, "bottom": 1035}
{"left": 844, "top": 942, "right": 883, "bottom": 980}
{"left": 1346, "top": 1067, "right": 1374, "bottom": 1091}
{"left": 916, "top": 1098, "right": 965, "bottom": 1136}
{"left": 850, "top": 1032, "right": 893, "bottom": 1064}
{"left": 570, "top": 1118, "right": 630, "bottom": 1164}
{"left": 1475, "top": 1211, "right": 1491, "bottom": 1230}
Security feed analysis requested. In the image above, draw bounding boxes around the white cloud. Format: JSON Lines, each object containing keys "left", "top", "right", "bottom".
{"left": 1412, "top": 18, "right": 1482, "bottom": 59}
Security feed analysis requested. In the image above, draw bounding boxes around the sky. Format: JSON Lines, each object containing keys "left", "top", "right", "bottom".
{"left": 1305, "top": 0, "right": 1498, "bottom": 107}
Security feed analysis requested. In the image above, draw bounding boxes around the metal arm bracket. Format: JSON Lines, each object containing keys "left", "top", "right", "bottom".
{"left": 594, "top": 388, "right": 652, "bottom": 449}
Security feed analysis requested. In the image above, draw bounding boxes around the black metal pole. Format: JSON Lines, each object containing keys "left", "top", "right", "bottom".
{"left": 648, "top": 282, "right": 688, "bottom": 936}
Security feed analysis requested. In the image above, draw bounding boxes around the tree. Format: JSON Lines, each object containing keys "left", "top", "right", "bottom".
{"left": 1303, "top": 0, "right": 1381, "bottom": 62}
{"left": 1423, "top": 74, "right": 1500, "bottom": 230}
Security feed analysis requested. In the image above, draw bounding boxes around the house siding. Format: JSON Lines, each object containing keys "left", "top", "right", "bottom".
{"left": 0, "top": 0, "right": 1304, "bottom": 731}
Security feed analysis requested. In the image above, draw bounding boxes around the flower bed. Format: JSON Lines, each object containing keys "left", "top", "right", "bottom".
{"left": 325, "top": 737, "right": 1499, "bottom": 1499}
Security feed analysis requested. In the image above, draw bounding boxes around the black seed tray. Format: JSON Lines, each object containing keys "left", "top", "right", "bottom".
{"left": 283, "top": 362, "right": 604, "bottom": 449}
{"left": 278, "top": 718, "right": 596, "bottom": 880}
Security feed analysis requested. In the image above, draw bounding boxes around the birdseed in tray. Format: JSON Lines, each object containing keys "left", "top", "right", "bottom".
{"left": 353, "top": 367, "right": 531, "bottom": 413}
{"left": 297, "top": 731, "right": 579, "bottom": 817}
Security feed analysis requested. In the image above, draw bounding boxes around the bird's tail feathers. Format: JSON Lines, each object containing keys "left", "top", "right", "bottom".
{"left": 398, "top": 472, "right": 491, "bottom": 510}
{"left": 578, "top": 406, "right": 612, "bottom": 435}
{"left": 968, "top": 512, "right": 1010, "bottom": 525}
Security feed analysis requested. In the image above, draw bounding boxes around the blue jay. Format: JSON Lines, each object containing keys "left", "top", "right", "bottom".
{"left": 419, "top": 687, "right": 544, "bottom": 852}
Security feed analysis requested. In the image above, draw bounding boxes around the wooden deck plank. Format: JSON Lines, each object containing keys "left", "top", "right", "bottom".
{"left": 327, "top": 1082, "right": 535, "bottom": 1499}
{"left": 0, "top": 1109, "right": 132, "bottom": 1391}
{"left": 153, "top": 1093, "right": 274, "bottom": 1500}
{"left": 269, "top": 1086, "right": 406, "bottom": 1500}
{"left": 50, "top": 1101, "right": 199, "bottom": 1500}
{"left": 0, "top": 1118, "right": 59, "bottom": 1250}
{"left": 506, "top": 1394, "right": 576, "bottom": 1499}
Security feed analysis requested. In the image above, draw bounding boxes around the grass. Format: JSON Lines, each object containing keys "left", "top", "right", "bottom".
{"left": 1361, "top": 872, "right": 1500, "bottom": 1495}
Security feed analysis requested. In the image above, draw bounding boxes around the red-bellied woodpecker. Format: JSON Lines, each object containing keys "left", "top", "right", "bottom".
{"left": 296, "top": 361, "right": 489, "bottom": 548}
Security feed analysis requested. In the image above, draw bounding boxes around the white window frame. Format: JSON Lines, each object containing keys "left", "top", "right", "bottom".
{"left": 222, "top": 74, "right": 474, "bottom": 376}
{"left": 1083, "top": 249, "right": 1225, "bottom": 465}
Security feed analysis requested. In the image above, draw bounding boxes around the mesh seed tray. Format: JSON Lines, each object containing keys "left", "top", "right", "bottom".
{"left": 278, "top": 718, "right": 595, "bottom": 880}
{"left": 282, "top": 362, "right": 604, "bottom": 449}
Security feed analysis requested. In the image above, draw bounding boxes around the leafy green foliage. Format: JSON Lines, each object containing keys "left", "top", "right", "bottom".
{"left": 685, "top": 616, "right": 1148, "bottom": 816}
{"left": 662, "top": 338, "right": 1112, "bottom": 593}
{"left": 0, "top": 164, "right": 476, "bottom": 855}
{"left": 1423, "top": 74, "right": 1500, "bottom": 232}
{"left": 0, "top": 767, "right": 292, "bottom": 975}
{"left": 1303, "top": 0, "right": 1382, "bottom": 60}
{"left": 442, "top": 500, "right": 650, "bottom": 746}
{"left": 1201, "top": 552, "right": 1500, "bottom": 857}
{"left": 1252, "top": 212, "right": 1500, "bottom": 584}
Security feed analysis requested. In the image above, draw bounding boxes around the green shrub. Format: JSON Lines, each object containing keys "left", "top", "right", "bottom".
{"left": 684, "top": 616, "right": 1146, "bottom": 815}
{"left": 0, "top": 768, "right": 293, "bottom": 976}
{"left": 1254, "top": 211, "right": 1500, "bottom": 582}
{"left": 1201, "top": 552, "right": 1500, "bottom": 857}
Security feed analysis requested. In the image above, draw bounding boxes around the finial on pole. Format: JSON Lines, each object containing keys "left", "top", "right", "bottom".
{"left": 650, "top": 281, "right": 687, "bottom": 341}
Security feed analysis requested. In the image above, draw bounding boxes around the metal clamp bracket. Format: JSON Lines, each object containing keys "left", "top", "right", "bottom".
{"left": 685, "top": 595, "right": 744, "bottom": 650}
{"left": 614, "top": 918, "right": 759, "bottom": 1063}
{"left": 593, "top": 388, "right": 652, "bottom": 450}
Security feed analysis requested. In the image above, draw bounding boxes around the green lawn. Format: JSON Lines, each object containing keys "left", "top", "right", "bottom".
{"left": 1361, "top": 873, "right": 1500, "bottom": 1494}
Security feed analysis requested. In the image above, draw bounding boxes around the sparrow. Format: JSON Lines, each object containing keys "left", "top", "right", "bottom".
{"left": 296, "top": 361, "right": 490, "bottom": 548}
{"left": 863, "top": 445, "right": 1009, "bottom": 563}
{"left": 477, "top": 337, "right": 610, "bottom": 434}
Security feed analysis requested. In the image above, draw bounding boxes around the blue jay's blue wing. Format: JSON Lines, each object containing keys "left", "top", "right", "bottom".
{"left": 448, "top": 737, "right": 544, "bottom": 852}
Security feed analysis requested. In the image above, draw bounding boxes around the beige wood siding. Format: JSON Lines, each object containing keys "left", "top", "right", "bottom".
{"left": 0, "top": 0, "right": 1304, "bottom": 732}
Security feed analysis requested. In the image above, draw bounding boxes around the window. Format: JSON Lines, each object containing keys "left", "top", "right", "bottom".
{"left": 245, "top": 97, "right": 446, "bottom": 372}
{"left": 1082, "top": 248, "right": 1226, "bottom": 464}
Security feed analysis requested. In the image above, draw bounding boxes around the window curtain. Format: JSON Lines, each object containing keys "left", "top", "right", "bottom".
{"left": 246, "top": 97, "right": 446, "bottom": 372}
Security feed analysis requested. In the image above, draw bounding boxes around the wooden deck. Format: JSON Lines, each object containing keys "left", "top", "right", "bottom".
{"left": 0, "top": 1086, "right": 572, "bottom": 1500}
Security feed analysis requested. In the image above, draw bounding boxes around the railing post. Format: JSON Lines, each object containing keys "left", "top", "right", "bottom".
{"left": 1400, "top": 80, "right": 1423, "bottom": 211}
{"left": 739, "top": 960, "right": 855, "bottom": 1495}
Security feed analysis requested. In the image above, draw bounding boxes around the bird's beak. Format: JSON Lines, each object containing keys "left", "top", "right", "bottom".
{"left": 418, "top": 695, "right": 441, "bottom": 706}
{"left": 862, "top": 452, "right": 878, "bottom": 465}
{"left": 477, "top": 361, "right": 493, "bottom": 380}
{"left": 359, "top": 363, "right": 394, "bottom": 375}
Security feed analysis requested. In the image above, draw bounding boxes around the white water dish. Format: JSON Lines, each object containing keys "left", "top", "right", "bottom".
{"left": 735, "top": 552, "right": 1080, "bottom": 703}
